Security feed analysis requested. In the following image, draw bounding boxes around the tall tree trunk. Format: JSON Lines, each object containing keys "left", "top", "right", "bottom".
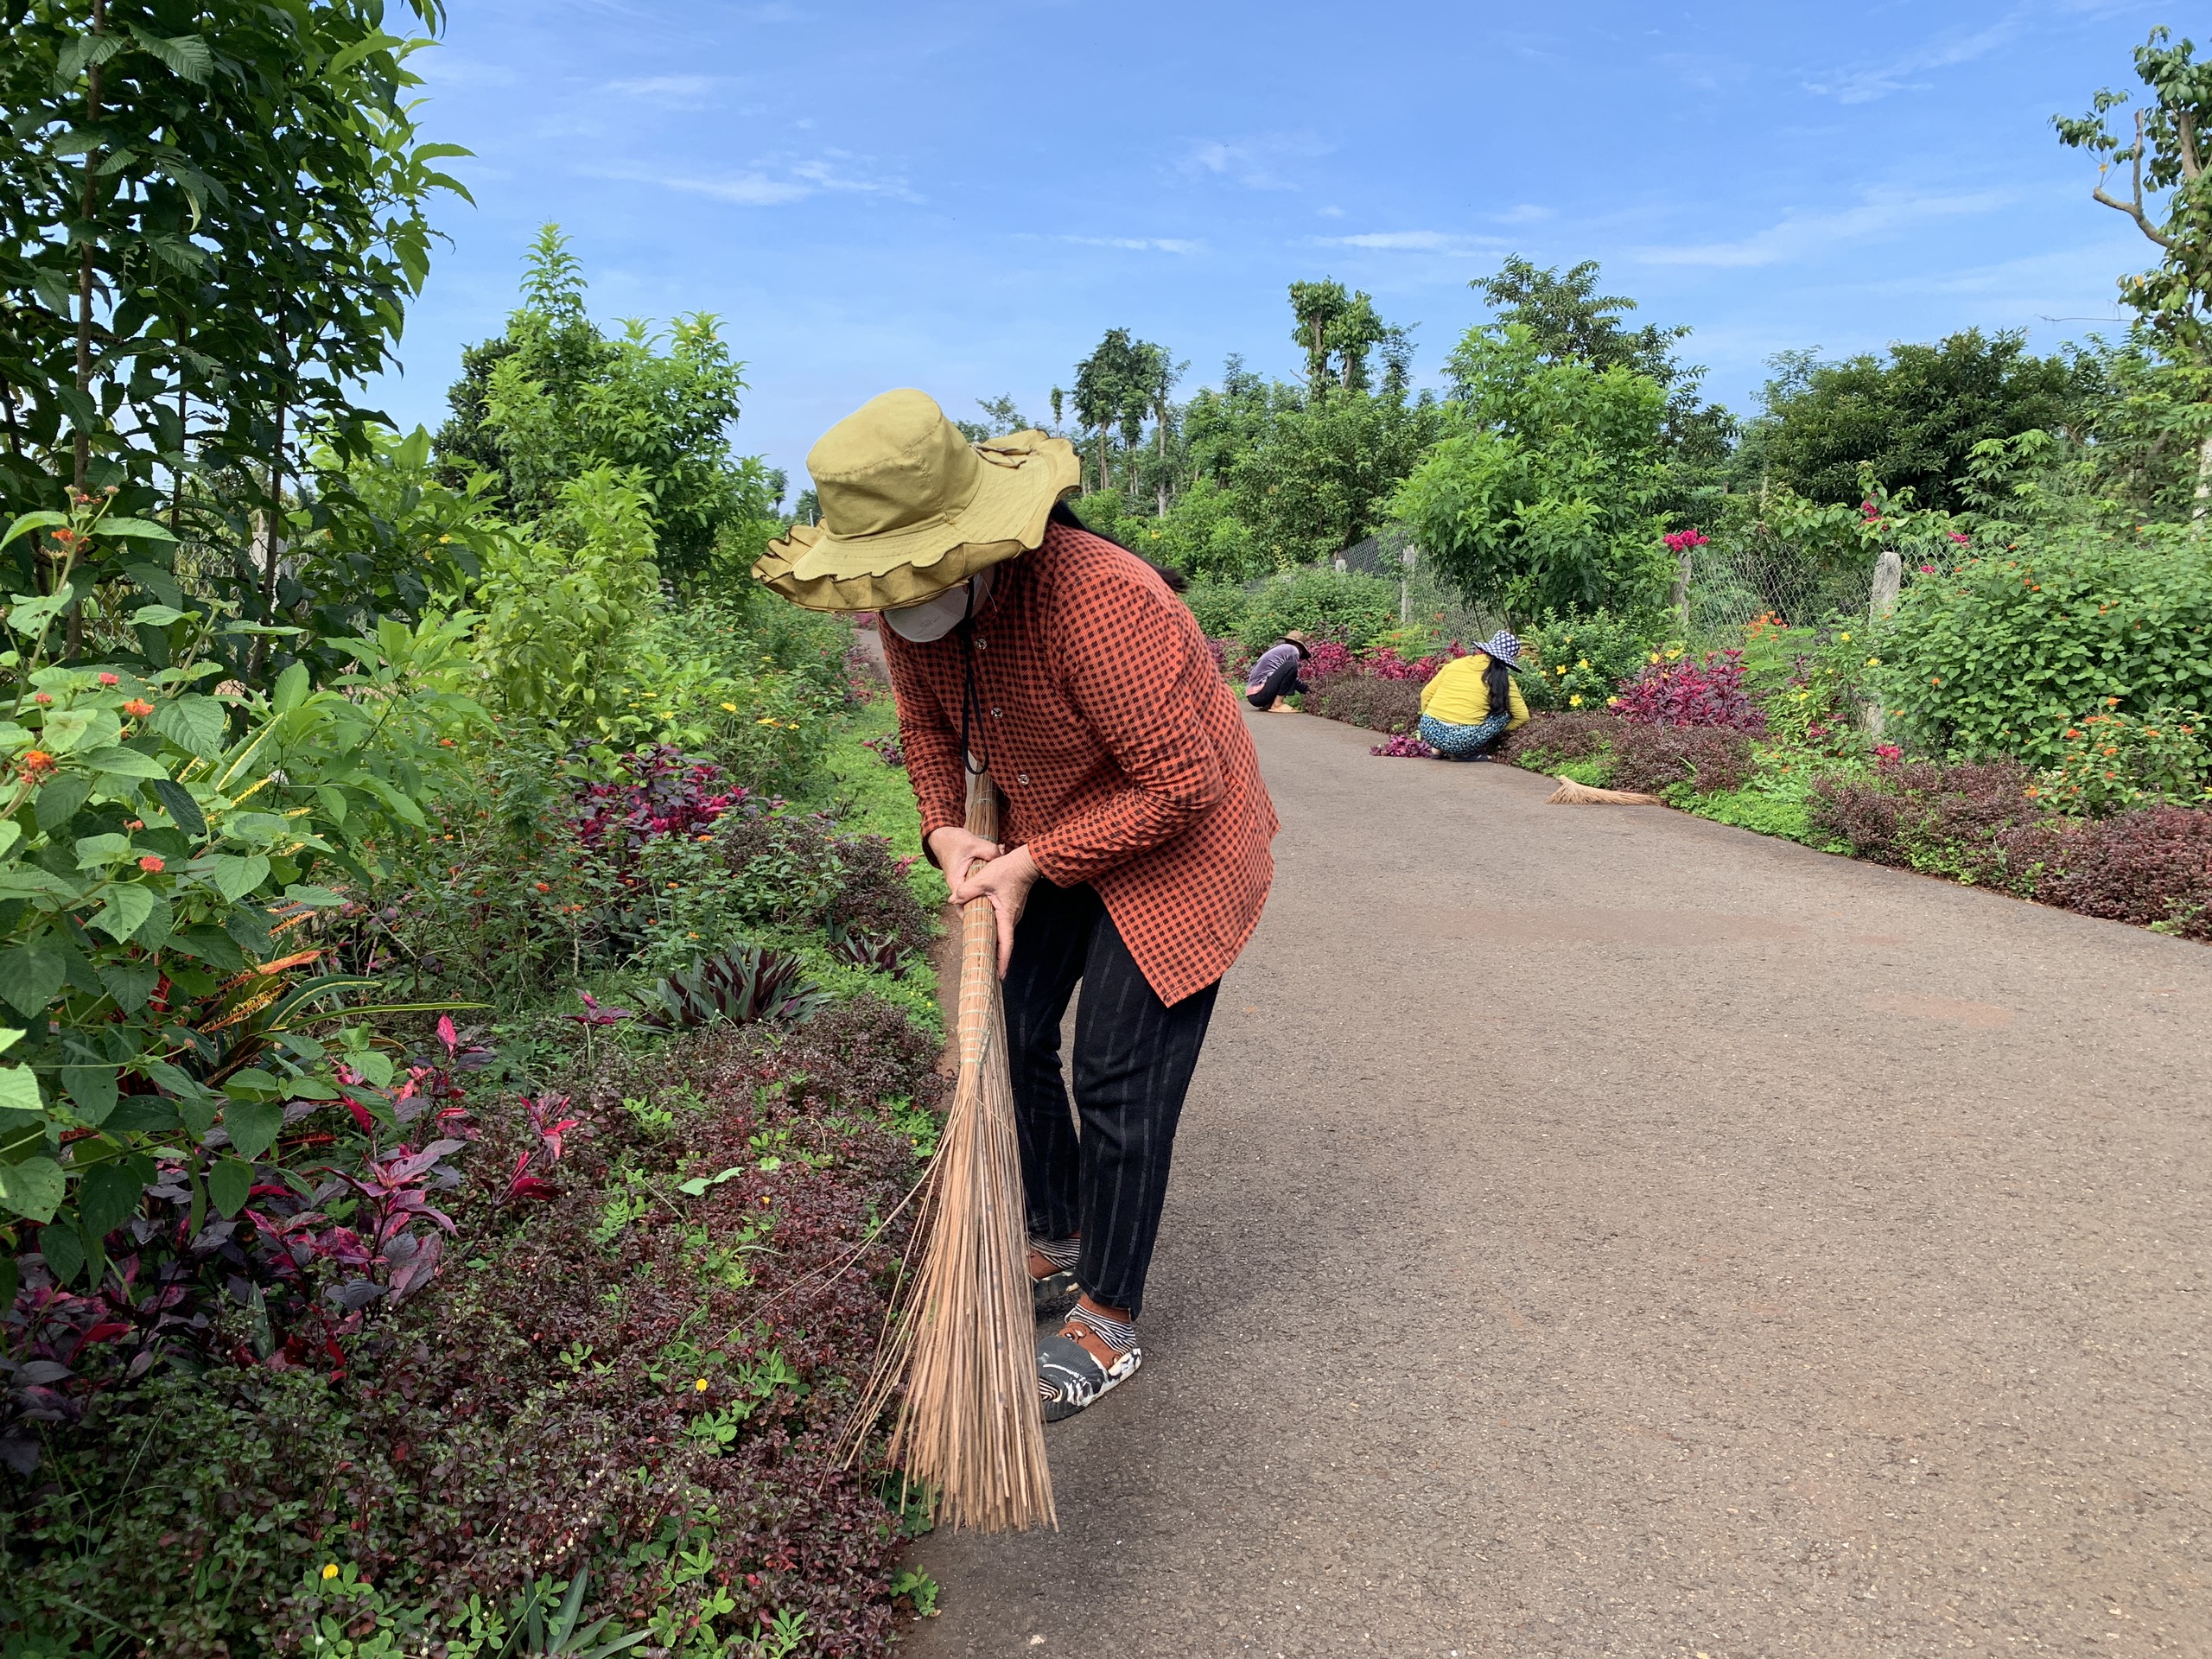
{"left": 73, "top": 0, "right": 107, "bottom": 496}
{"left": 171, "top": 375, "right": 188, "bottom": 532}
{"left": 2195, "top": 429, "right": 2212, "bottom": 522}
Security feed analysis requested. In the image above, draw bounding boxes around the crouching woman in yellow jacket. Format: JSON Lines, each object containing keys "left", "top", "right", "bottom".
{"left": 1417, "top": 630, "right": 1530, "bottom": 760}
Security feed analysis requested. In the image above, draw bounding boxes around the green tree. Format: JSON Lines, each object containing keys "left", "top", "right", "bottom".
{"left": 1471, "top": 255, "right": 1734, "bottom": 473}
{"left": 1395, "top": 324, "right": 1672, "bottom": 623}
{"left": 435, "top": 227, "right": 772, "bottom": 589}
{"left": 1287, "top": 279, "right": 1389, "bottom": 393}
{"left": 2056, "top": 27, "right": 2212, "bottom": 513}
{"left": 0, "top": 0, "right": 468, "bottom": 670}
{"left": 1742, "top": 330, "right": 2089, "bottom": 514}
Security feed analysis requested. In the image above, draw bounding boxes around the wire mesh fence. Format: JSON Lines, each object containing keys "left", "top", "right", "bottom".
{"left": 1682, "top": 541, "right": 1876, "bottom": 645}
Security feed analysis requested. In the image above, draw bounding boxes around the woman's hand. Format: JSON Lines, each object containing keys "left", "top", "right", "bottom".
{"left": 926, "top": 825, "right": 1002, "bottom": 880}
{"left": 953, "top": 844, "right": 1043, "bottom": 976}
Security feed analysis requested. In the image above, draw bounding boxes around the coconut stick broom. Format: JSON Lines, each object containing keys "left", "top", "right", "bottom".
{"left": 846, "top": 764, "right": 1056, "bottom": 1532}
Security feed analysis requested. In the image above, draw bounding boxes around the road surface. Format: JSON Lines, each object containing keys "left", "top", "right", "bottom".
{"left": 906, "top": 707, "right": 2212, "bottom": 1656}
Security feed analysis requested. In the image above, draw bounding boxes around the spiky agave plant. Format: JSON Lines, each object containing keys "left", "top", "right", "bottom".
{"left": 825, "top": 915, "right": 911, "bottom": 980}
{"left": 644, "top": 944, "right": 830, "bottom": 1030}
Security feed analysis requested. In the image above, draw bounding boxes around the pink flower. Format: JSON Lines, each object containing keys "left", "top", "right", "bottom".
{"left": 1919, "top": 563, "right": 1937, "bottom": 574}
{"left": 97, "top": 672, "right": 119, "bottom": 686}
{"left": 1946, "top": 531, "right": 1970, "bottom": 545}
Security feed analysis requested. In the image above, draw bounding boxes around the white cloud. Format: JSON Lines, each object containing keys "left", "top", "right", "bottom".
{"left": 1058, "top": 235, "right": 1205, "bottom": 254}
{"left": 1493, "top": 204, "right": 1552, "bottom": 225}
{"left": 1179, "top": 133, "right": 1329, "bottom": 191}
{"left": 605, "top": 74, "right": 722, "bottom": 100}
{"left": 583, "top": 152, "right": 916, "bottom": 207}
{"left": 1804, "top": 14, "right": 2019, "bottom": 104}
{"left": 1636, "top": 189, "right": 2011, "bottom": 268}
{"left": 1313, "top": 230, "right": 1506, "bottom": 254}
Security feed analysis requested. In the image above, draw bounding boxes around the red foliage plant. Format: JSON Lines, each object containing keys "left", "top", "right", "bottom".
{"left": 1612, "top": 649, "right": 1765, "bottom": 734}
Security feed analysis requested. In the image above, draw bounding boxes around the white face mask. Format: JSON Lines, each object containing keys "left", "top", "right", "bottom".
{"left": 882, "top": 566, "right": 993, "bottom": 642}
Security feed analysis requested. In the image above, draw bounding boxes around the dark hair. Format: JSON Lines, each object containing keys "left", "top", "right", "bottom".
{"left": 1050, "top": 498, "right": 1127, "bottom": 547}
{"left": 1484, "top": 652, "right": 1510, "bottom": 715}
{"left": 1145, "top": 558, "right": 1188, "bottom": 593}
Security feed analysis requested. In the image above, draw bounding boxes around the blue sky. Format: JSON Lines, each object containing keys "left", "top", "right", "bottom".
{"left": 378, "top": 0, "right": 2179, "bottom": 492}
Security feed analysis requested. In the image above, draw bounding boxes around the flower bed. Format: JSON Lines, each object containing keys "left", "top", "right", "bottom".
{"left": 2, "top": 710, "right": 951, "bottom": 1656}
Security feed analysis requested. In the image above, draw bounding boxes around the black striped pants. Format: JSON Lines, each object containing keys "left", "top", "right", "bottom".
{"left": 1002, "top": 880, "right": 1219, "bottom": 1318}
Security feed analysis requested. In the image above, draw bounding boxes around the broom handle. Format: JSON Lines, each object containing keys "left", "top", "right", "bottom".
{"left": 957, "top": 763, "right": 1001, "bottom": 1071}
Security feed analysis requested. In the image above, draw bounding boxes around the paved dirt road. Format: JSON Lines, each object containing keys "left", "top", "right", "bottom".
{"left": 906, "top": 709, "right": 2212, "bottom": 1657}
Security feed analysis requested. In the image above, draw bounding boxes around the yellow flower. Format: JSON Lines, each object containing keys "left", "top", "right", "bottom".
{"left": 755, "top": 716, "right": 776, "bottom": 725}
{"left": 437, "top": 534, "right": 451, "bottom": 544}
{"left": 1839, "top": 631, "right": 1851, "bottom": 643}
{"left": 695, "top": 1376, "right": 709, "bottom": 1392}
{"left": 1576, "top": 658, "right": 1589, "bottom": 671}
{"left": 1555, "top": 664, "right": 1568, "bottom": 676}
{"left": 1865, "top": 656, "right": 1880, "bottom": 667}
{"left": 1568, "top": 694, "right": 1584, "bottom": 707}
{"left": 1648, "top": 652, "right": 1662, "bottom": 664}
{"left": 720, "top": 702, "right": 738, "bottom": 713}
{"left": 321, "top": 1563, "right": 340, "bottom": 1580}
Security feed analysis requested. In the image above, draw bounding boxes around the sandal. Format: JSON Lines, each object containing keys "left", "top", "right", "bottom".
{"left": 1035, "top": 1322, "right": 1141, "bottom": 1422}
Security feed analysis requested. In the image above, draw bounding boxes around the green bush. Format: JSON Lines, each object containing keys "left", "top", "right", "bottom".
{"left": 1181, "top": 580, "right": 1249, "bottom": 642}
{"left": 2040, "top": 705, "right": 2212, "bottom": 815}
{"left": 1521, "top": 607, "right": 1665, "bottom": 712}
{"left": 1883, "top": 524, "right": 2212, "bottom": 765}
{"left": 1148, "top": 477, "right": 1262, "bottom": 582}
{"left": 1236, "top": 569, "right": 1399, "bottom": 653}
{"left": 0, "top": 499, "right": 474, "bottom": 1279}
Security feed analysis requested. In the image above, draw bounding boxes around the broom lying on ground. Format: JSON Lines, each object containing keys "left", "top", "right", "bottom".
{"left": 1547, "top": 776, "right": 1662, "bottom": 805}
{"left": 846, "top": 765, "right": 1057, "bottom": 1532}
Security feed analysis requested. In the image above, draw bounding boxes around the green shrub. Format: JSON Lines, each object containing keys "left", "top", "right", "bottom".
{"left": 1883, "top": 524, "right": 2212, "bottom": 766}
{"left": 1236, "top": 569, "right": 1399, "bottom": 652}
{"left": 2040, "top": 705, "right": 2212, "bottom": 815}
{"left": 1181, "top": 580, "right": 1250, "bottom": 642}
{"left": 1149, "top": 478, "right": 1261, "bottom": 582}
{"left": 1521, "top": 607, "right": 1665, "bottom": 712}
{"left": 0, "top": 500, "right": 474, "bottom": 1284}
{"left": 470, "top": 466, "right": 660, "bottom": 728}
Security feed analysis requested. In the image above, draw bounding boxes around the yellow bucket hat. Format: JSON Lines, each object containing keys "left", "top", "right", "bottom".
{"left": 753, "top": 389, "right": 1081, "bottom": 613}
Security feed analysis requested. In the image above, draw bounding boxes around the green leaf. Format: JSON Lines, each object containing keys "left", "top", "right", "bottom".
{"left": 0, "top": 1154, "right": 63, "bottom": 1223}
{"left": 34, "top": 772, "right": 93, "bottom": 834}
{"left": 130, "top": 604, "right": 188, "bottom": 627}
{"left": 0, "top": 1062, "right": 43, "bottom": 1115}
{"left": 1, "top": 512, "right": 68, "bottom": 551}
{"left": 151, "top": 778, "right": 208, "bottom": 837}
{"left": 40, "top": 707, "right": 111, "bottom": 755}
{"left": 272, "top": 661, "right": 310, "bottom": 716}
{"left": 168, "top": 925, "right": 244, "bottom": 972}
{"left": 281, "top": 884, "right": 345, "bottom": 908}
{"left": 105, "top": 1095, "right": 180, "bottom": 1134}
{"left": 40, "top": 1217, "right": 86, "bottom": 1283}
{"left": 130, "top": 893, "right": 174, "bottom": 950}
{"left": 221, "top": 1097, "right": 283, "bottom": 1162}
{"left": 73, "top": 832, "right": 131, "bottom": 868}
{"left": 99, "top": 516, "right": 179, "bottom": 542}
{"left": 81, "top": 745, "right": 169, "bottom": 780}
{"left": 0, "top": 943, "right": 67, "bottom": 1017}
{"left": 202, "top": 853, "right": 270, "bottom": 902}
{"left": 207, "top": 1154, "right": 253, "bottom": 1218}
{"left": 91, "top": 883, "right": 156, "bottom": 942}
{"left": 75, "top": 1159, "right": 145, "bottom": 1238}
{"left": 98, "top": 960, "right": 159, "bottom": 1013}
{"left": 148, "top": 694, "right": 226, "bottom": 760}
{"left": 61, "top": 1065, "right": 118, "bottom": 1125}
{"left": 677, "top": 1166, "right": 747, "bottom": 1197}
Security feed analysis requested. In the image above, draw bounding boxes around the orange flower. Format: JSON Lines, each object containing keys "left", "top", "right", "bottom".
{"left": 137, "top": 854, "right": 165, "bottom": 873}
{"left": 97, "top": 672, "right": 119, "bottom": 686}
{"left": 20, "top": 749, "right": 55, "bottom": 779}
{"left": 122, "top": 698, "right": 153, "bottom": 717}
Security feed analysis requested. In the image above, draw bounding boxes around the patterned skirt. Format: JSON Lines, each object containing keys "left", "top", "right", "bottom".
{"left": 1418, "top": 711, "right": 1510, "bottom": 759}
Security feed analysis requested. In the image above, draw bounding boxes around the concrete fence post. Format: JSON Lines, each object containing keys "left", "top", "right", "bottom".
{"left": 1671, "top": 549, "right": 1694, "bottom": 637}
{"left": 1860, "top": 549, "right": 1903, "bottom": 739}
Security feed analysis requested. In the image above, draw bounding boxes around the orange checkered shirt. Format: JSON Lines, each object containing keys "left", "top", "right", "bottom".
{"left": 880, "top": 522, "right": 1279, "bottom": 1007}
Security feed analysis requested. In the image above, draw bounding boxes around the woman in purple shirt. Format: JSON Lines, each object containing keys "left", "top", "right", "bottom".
{"left": 1244, "top": 631, "right": 1313, "bottom": 711}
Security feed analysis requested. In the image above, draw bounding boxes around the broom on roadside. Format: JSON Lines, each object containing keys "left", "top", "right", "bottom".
{"left": 845, "top": 763, "right": 1057, "bottom": 1532}
{"left": 1547, "top": 776, "right": 1662, "bottom": 805}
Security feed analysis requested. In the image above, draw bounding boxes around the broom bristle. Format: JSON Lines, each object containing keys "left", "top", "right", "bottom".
{"left": 844, "top": 766, "right": 1056, "bottom": 1531}
{"left": 1547, "top": 776, "right": 1662, "bottom": 804}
